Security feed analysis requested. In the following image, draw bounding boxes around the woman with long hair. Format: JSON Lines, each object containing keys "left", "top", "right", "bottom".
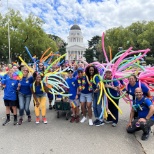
{"left": 85, "top": 65, "right": 104, "bottom": 126}
{"left": 17, "top": 67, "right": 33, "bottom": 125}
{"left": 31, "top": 72, "right": 49, "bottom": 124}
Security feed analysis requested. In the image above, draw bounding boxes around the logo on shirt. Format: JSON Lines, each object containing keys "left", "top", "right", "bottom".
{"left": 12, "top": 83, "right": 15, "bottom": 86}
{"left": 72, "top": 82, "right": 75, "bottom": 86}
{"left": 26, "top": 81, "right": 29, "bottom": 83}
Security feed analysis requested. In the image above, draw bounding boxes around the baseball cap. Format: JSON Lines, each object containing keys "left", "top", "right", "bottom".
{"left": 105, "top": 69, "right": 112, "bottom": 73}
{"left": 77, "top": 67, "right": 84, "bottom": 72}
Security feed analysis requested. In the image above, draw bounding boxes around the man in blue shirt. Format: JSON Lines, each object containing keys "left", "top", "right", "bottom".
{"left": 127, "top": 88, "right": 154, "bottom": 141}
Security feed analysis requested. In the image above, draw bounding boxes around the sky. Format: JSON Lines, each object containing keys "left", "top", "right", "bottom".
{"left": 0, "top": 0, "right": 154, "bottom": 46}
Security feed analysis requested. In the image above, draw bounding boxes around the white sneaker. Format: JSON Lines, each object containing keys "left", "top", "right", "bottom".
{"left": 80, "top": 117, "right": 87, "bottom": 123}
{"left": 89, "top": 119, "right": 93, "bottom": 126}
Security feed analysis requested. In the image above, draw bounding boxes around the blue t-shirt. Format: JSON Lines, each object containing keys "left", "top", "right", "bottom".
{"left": 77, "top": 77, "right": 92, "bottom": 94}
{"left": 66, "top": 77, "right": 78, "bottom": 100}
{"left": 30, "top": 82, "right": 46, "bottom": 96}
{"left": 73, "top": 70, "right": 78, "bottom": 78}
{"left": 2, "top": 73, "right": 10, "bottom": 81}
{"left": 106, "top": 78, "right": 119, "bottom": 97}
{"left": 19, "top": 76, "right": 33, "bottom": 95}
{"left": 2, "top": 78, "right": 18, "bottom": 101}
{"left": 135, "top": 97, "right": 154, "bottom": 120}
{"left": 127, "top": 82, "right": 149, "bottom": 100}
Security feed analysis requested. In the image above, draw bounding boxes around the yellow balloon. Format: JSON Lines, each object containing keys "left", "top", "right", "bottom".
{"left": 101, "top": 81, "right": 123, "bottom": 114}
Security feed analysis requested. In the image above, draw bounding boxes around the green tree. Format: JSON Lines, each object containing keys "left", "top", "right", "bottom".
{"left": 84, "top": 35, "right": 102, "bottom": 63}
{"left": 0, "top": 9, "right": 58, "bottom": 63}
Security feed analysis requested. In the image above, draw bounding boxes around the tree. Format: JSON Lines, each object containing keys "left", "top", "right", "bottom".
{"left": 0, "top": 9, "right": 58, "bottom": 63}
{"left": 84, "top": 35, "right": 102, "bottom": 63}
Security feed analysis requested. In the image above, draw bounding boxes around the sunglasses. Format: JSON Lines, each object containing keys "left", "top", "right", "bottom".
{"left": 23, "top": 70, "right": 28, "bottom": 72}
{"left": 39, "top": 65, "right": 43, "bottom": 66}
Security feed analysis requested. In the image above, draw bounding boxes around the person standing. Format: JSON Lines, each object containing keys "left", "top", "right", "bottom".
{"left": 18, "top": 67, "right": 33, "bottom": 125}
{"left": 104, "top": 69, "right": 120, "bottom": 127}
{"left": 66, "top": 68, "right": 79, "bottom": 123}
{"left": 2, "top": 69, "right": 19, "bottom": 126}
{"left": 77, "top": 68, "right": 93, "bottom": 126}
{"left": 31, "top": 72, "right": 49, "bottom": 124}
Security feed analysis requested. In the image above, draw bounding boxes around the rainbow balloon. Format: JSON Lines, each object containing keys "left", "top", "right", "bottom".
{"left": 12, "top": 71, "right": 23, "bottom": 80}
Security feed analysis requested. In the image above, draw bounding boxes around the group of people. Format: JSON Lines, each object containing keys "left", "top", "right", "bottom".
{"left": 1, "top": 60, "right": 154, "bottom": 141}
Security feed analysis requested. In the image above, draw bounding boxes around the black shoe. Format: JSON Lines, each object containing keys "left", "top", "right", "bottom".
{"left": 53, "top": 105, "right": 55, "bottom": 109}
{"left": 2, "top": 119, "right": 10, "bottom": 126}
{"left": 28, "top": 116, "right": 31, "bottom": 122}
{"left": 95, "top": 120, "right": 105, "bottom": 126}
{"left": 49, "top": 105, "right": 52, "bottom": 110}
{"left": 93, "top": 119, "right": 99, "bottom": 125}
{"left": 141, "top": 132, "right": 149, "bottom": 141}
{"left": 18, "top": 118, "right": 23, "bottom": 125}
{"left": 14, "top": 119, "right": 18, "bottom": 125}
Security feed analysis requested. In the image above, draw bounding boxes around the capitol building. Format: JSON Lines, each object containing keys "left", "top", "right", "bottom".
{"left": 66, "top": 24, "right": 86, "bottom": 62}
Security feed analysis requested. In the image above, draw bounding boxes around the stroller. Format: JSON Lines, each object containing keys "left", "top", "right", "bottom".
{"left": 55, "top": 96, "right": 71, "bottom": 120}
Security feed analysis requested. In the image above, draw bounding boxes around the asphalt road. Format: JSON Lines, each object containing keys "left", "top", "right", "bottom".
{"left": 0, "top": 90, "right": 153, "bottom": 154}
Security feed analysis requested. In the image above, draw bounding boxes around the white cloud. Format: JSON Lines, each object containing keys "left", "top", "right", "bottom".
{"left": 0, "top": 0, "right": 154, "bottom": 46}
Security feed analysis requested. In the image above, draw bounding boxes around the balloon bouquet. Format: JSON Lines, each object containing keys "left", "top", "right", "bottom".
{"left": 18, "top": 46, "right": 71, "bottom": 102}
{"left": 81, "top": 32, "right": 151, "bottom": 121}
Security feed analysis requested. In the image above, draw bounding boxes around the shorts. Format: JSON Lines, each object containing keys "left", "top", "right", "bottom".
{"left": 69, "top": 99, "right": 80, "bottom": 108}
{"left": 80, "top": 93, "right": 92, "bottom": 103}
{"left": 4, "top": 99, "right": 17, "bottom": 107}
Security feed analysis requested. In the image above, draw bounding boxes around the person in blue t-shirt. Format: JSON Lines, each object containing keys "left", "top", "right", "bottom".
{"left": 31, "top": 72, "right": 49, "bottom": 124}
{"left": 77, "top": 67, "right": 93, "bottom": 126}
{"left": 126, "top": 75, "right": 150, "bottom": 102}
{"left": 66, "top": 68, "right": 79, "bottom": 123}
{"left": 1, "top": 69, "right": 19, "bottom": 126}
{"left": 104, "top": 69, "right": 120, "bottom": 127}
{"left": 17, "top": 67, "right": 33, "bottom": 125}
{"left": 85, "top": 65, "right": 104, "bottom": 126}
{"left": 127, "top": 88, "right": 154, "bottom": 141}
{"left": 126, "top": 75, "right": 150, "bottom": 119}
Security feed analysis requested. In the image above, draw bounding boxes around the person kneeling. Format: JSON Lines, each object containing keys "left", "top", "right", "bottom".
{"left": 126, "top": 88, "right": 154, "bottom": 141}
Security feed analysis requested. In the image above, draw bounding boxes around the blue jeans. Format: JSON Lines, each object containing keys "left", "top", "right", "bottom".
{"left": 18, "top": 92, "right": 31, "bottom": 117}
{"left": 93, "top": 91, "right": 102, "bottom": 119}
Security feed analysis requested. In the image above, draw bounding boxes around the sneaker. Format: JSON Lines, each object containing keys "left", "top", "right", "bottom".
{"left": 49, "top": 105, "right": 52, "bottom": 110}
{"left": 42, "top": 117, "right": 47, "bottom": 124}
{"left": 18, "top": 118, "right": 23, "bottom": 125}
{"left": 80, "top": 117, "right": 87, "bottom": 123}
{"left": 89, "top": 119, "right": 93, "bottom": 126}
{"left": 14, "top": 119, "right": 18, "bottom": 125}
{"left": 2, "top": 119, "right": 10, "bottom": 126}
{"left": 70, "top": 116, "right": 75, "bottom": 123}
{"left": 104, "top": 120, "right": 113, "bottom": 124}
{"left": 141, "top": 132, "right": 149, "bottom": 141}
{"left": 93, "top": 119, "right": 99, "bottom": 125}
{"left": 28, "top": 116, "right": 31, "bottom": 122}
{"left": 36, "top": 117, "right": 40, "bottom": 124}
{"left": 112, "top": 123, "right": 117, "bottom": 127}
{"left": 75, "top": 116, "right": 80, "bottom": 123}
{"left": 95, "top": 120, "right": 105, "bottom": 126}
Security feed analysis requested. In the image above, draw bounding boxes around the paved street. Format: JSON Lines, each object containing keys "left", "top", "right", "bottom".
{"left": 0, "top": 90, "right": 153, "bottom": 154}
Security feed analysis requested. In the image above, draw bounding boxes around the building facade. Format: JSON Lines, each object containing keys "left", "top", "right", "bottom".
{"left": 66, "top": 24, "right": 86, "bottom": 62}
